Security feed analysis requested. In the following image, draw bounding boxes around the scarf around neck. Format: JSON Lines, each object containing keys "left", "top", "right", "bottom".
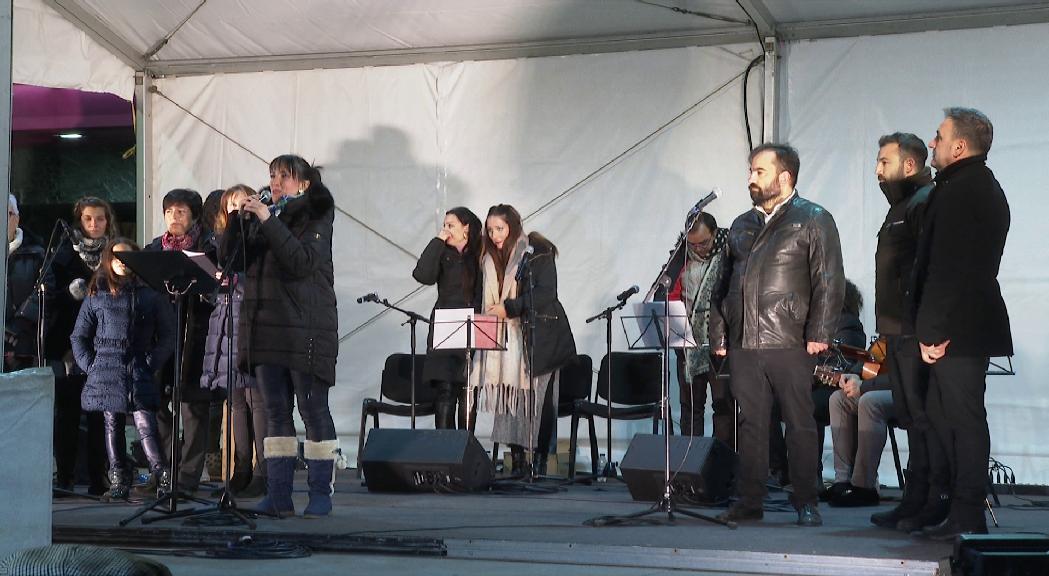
{"left": 9, "top": 227, "right": 23, "bottom": 253}
{"left": 161, "top": 223, "right": 200, "bottom": 251}
{"left": 72, "top": 229, "right": 107, "bottom": 271}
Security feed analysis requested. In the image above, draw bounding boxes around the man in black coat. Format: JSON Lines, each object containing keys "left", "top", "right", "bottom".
{"left": 710, "top": 143, "right": 845, "bottom": 527}
{"left": 5, "top": 195, "right": 53, "bottom": 371}
{"left": 910, "top": 108, "right": 1011, "bottom": 540}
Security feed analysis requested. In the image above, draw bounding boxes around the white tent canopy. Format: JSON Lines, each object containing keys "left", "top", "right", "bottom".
{"left": 13, "top": 0, "right": 1049, "bottom": 485}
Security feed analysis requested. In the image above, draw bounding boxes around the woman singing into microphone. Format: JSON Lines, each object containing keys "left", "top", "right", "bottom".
{"left": 235, "top": 155, "right": 339, "bottom": 518}
{"left": 470, "top": 204, "right": 575, "bottom": 476}
{"left": 412, "top": 207, "right": 483, "bottom": 429}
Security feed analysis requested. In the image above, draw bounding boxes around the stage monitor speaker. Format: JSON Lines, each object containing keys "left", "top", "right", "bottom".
{"left": 952, "top": 533, "right": 1049, "bottom": 576}
{"left": 361, "top": 429, "right": 493, "bottom": 493}
{"left": 620, "top": 433, "right": 736, "bottom": 504}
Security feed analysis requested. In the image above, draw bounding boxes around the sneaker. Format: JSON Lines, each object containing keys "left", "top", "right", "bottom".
{"left": 829, "top": 485, "right": 879, "bottom": 507}
{"left": 716, "top": 502, "right": 764, "bottom": 523}
{"left": 797, "top": 503, "right": 823, "bottom": 527}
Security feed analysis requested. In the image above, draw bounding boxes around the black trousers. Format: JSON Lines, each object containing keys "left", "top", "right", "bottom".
{"left": 731, "top": 348, "right": 820, "bottom": 509}
{"left": 256, "top": 364, "right": 336, "bottom": 442}
{"left": 887, "top": 335, "right": 949, "bottom": 498}
{"left": 675, "top": 352, "right": 735, "bottom": 446}
{"left": 177, "top": 400, "right": 212, "bottom": 489}
{"left": 231, "top": 385, "right": 268, "bottom": 477}
{"left": 53, "top": 373, "right": 107, "bottom": 488}
{"left": 925, "top": 354, "right": 990, "bottom": 516}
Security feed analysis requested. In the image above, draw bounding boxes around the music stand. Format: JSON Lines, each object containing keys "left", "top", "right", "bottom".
{"left": 360, "top": 295, "right": 429, "bottom": 428}
{"left": 433, "top": 308, "right": 505, "bottom": 434}
{"left": 114, "top": 250, "right": 220, "bottom": 526}
{"left": 585, "top": 300, "right": 732, "bottom": 528}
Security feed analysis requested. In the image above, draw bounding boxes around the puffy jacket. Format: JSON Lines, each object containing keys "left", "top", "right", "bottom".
{"left": 200, "top": 276, "right": 256, "bottom": 390}
{"left": 70, "top": 281, "right": 176, "bottom": 412}
{"left": 234, "top": 184, "right": 339, "bottom": 386}
{"left": 710, "top": 194, "right": 845, "bottom": 350}
{"left": 6, "top": 230, "right": 53, "bottom": 358}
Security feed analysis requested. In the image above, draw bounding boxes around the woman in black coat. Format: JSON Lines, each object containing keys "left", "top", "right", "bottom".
{"left": 412, "top": 206, "right": 483, "bottom": 429}
{"left": 235, "top": 155, "right": 339, "bottom": 518}
{"left": 49, "top": 196, "right": 118, "bottom": 495}
{"left": 70, "top": 239, "right": 176, "bottom": 500}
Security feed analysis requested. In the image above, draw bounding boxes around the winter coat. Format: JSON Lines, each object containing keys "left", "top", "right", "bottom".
{"left": 502, "top": 241, "right": 576, "bottom": 376}
{"left": 232, "top": 184, "right": 339, "bottom": 386}
{"left": 875, "top": 168, "right": 933, "bottom": 336}
{"left": 412, "top": 237, "right": 482, "bottom": 384}
{"left": 46, "top": 239, "right": 95, "bottom": 362}
{"left": 909, "top": 155, "right": 1012, "bottom": 356}
{"left": 200, "top": 276, "right": 256, "bottom": 391}
{"left": 709, "top": 194, "right": 845, "bottom": 351}
{"left": 70, "top": 281, "right": 176, "bottom": 412}
{"left": 145, "top": 230, "right": 220, "bottom": 403}
{"left": 6, "top": 230, "right": 54, "bottom": 358}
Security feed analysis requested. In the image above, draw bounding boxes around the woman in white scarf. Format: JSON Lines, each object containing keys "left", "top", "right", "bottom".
{"left": 470, "top": 205, "right": 576, "bottom": 475}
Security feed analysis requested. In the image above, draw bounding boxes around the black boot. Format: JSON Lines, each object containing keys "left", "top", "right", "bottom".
{"left": 871, "top": 471, "right": 928, "bottom": 528}
{"left": 532, "top": 452, "right": 549, "bottom": 476}
{"left": 510, "top": 446, "right": 530, "bottom": 476}
{"left": 898, "top": 493, "right": 951, "bottom": 533}
{"left": 434, "top": 400, "right": 456, "bottom": 430}
{"left": 104, "top": 467, "right": 130, "bottom": 502}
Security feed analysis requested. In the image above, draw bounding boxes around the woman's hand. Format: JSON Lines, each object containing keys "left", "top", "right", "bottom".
{"left": 241, "top": 195, "right": 271, "bottom": 223}
{"left": 438, "top": 229, "right": 452, "bottom": 243}
{"left": 487, "top": 304, "right": 507, "bottom": 319}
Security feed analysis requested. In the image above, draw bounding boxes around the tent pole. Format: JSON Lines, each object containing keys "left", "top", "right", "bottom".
{"left": 135, "top": 72, "right": 154, "bottom": 246}
{"left": 0, "top": 1, "right": 12, "bottom": 356}
{"left": 762, "top": 36, "right": 777, "bottom": 143}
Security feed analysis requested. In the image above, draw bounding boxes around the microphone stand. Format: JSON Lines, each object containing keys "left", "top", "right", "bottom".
{"left": 583, "top": 294, "right": 633, "bottom": 482}
{"left": 360, "top": 295, "right": 429, "bottom": 428}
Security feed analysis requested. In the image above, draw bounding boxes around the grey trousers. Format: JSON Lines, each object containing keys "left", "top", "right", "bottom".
{"left": 829, "top": 389, "right": 894, "bottom": 489}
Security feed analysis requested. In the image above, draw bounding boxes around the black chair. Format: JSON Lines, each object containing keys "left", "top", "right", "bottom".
{"left": 356, "top": 353, "right": 435, "bottom": 478}
{"left": 491, "top": 354, "right": 594, "bottom": 470}
{"left": 568, "top": 352, "right": 664, "bottom": 479}
{"left": 886, "top": 419, "right": 906, "bottom": 490}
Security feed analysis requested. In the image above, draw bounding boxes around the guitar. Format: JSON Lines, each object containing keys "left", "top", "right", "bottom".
{"left": 812, "top": 336, "right": 887, "bottom": 387}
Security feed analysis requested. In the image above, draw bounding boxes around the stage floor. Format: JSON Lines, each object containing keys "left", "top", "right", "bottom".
{"left": 51, "top": 471, "right": 1048, "bottom": 575}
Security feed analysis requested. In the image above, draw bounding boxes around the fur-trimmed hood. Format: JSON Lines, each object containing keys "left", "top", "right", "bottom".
{"left": 282, "top": 181, "right": 334, "bottom": 219}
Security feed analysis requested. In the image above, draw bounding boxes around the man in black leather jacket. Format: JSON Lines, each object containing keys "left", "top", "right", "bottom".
{"left": 710, "top": 143, "right": 844, "bottom": 527}
{"left": 911, "top": 108, "right": 1011, "bottom": 541}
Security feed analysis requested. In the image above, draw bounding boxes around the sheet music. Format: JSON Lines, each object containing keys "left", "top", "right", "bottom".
{"left": 631, "top": 301, "right": 696, "bottom": 349}
{"left": 432, "top": 308, "right": 503, "bottom": 350}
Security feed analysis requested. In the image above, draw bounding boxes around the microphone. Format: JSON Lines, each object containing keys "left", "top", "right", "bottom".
{"left": 616, "top": 285, "right": 639, "bottom": 302}
{"left": 687, "top": 187, "right": 721, "bottom": 219}
{"left": 57, "top": 219, "right": 76, "bottom": 239}
{"left": 515, "top": 246, "right": 536, "bottom": 282}
{"left": 241, "top": 188, "right": 275, "bottom": 220}
{"left": 356, "top": 293, "right": 378, "bottom": 304}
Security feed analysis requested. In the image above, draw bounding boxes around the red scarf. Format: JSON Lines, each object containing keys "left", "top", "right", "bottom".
{"left": 160, "top": 224, "right": 199, "bottom": 251}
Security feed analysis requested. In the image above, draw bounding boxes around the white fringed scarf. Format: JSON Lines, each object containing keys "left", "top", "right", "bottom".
{"left": 469, "top": 235, "right": 531, "bottom": 415}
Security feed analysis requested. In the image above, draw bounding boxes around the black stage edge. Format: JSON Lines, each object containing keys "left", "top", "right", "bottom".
{"left": 52, "top": 526, "right": 447, "bottom": 557}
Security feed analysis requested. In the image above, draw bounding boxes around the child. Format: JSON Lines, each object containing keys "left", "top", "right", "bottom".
{"left": 70, "top": 238, "right": 176, "bottom": 501}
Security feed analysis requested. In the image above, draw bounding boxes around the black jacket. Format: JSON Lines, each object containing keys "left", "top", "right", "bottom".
{"left": 710, "top": 194, "right": 845, "bottom": 350}
{"left": 875, "top": 169, "right": 933, "bottom": 336}
{"left": 909, "top": 155, "right": 1011, "bottom": 356}
{"left": 234, "top": 185, "right": 339, "bottom": 386}
{"left": 503, "top": 242, "right": 576, "bottom": 376}
{"left": 145, "top": 229, "right": 218, "bottom": 402}
{"left": 6, "top": 230, "right": 54, "bottom": 358}
{"left": 46, "top": 239, "right": 95, "bottom": 362}
{"left": 412, "top": 237, "right": 482, "bottom": 384}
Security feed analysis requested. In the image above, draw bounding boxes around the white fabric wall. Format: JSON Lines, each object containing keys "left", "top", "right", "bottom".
{"left": 781, "top": 23, "right": 1049, "bottom": 485}
{"left": 12, "top": 0, "right": 133, "bottom": 98}
{"left": 149, "top": 43, "right": 764, "bottom": 463}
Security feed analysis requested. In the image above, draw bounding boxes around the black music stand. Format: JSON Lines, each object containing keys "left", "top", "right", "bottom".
{"left": 432, "top": 309, "right": 506, "bottom": 434}
{"left": 114, "top": 250, "right": 219, "bottom": 526}
{"left": 360, "top": 295, "right": 429, "bottom": 428}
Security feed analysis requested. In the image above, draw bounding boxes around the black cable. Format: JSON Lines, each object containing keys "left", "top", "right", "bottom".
{"left": 124, "top": 536, "right": 311, "bottom": 560}
{"left": 734, "top": 0, "right": 765, "bottom": 50}
{"left": 741, "top": 55, "right": 765, "bottom": 151}
{"left": 634, "top": 0, "right": 749, "bottom": 24}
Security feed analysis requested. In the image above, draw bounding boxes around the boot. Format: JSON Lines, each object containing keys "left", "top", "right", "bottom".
{"left": 205, "top": 452, "right": 223, "bottom": 481}
{"left": 532, "top": 451, "right": 549, "bottom": 476}
{"left": 510, "top": 446, "right": 530, "bottom": 477}
{"left": 303, "top": 439, "right": 339, "bottom": 518}
{"left": 254, "top": 436, "right": 298, "bottom": 518}
{"left": 104, "top": 467, "right": 130, "bottom": 502}
{"left": 898, "top": 493, "right": 951, "bottom": 533}
{"left": 871, "top": 472, "right": 928, "bottom": 528}
{"left": 434, "top": 400, "right": 456, "bottom": 430}
{"left": 236, "top": 474, "right": 267, "bottom": 499}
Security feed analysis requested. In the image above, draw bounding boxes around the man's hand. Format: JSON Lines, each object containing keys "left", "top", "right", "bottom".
{"left": 806, "top": 341, "right": 829, "bottom": 355}
{"left": 838, "top": 373, "right": 862, "bottom": 399}
{"left": 713, "top": 347, "right": 727, "bottom": 357}
{"left": 920, "top": 340, "right": 951, "bottom": 364}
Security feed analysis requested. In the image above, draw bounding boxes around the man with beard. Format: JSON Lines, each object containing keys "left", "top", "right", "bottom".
{"left": 910, "top": 108, "right": 1011, "bottom": 540}
{"left": 825, "top": 133, "right": 939, "bottom": 511}
{"left": 710, "top": 143, "right": 844, "bottom": 527}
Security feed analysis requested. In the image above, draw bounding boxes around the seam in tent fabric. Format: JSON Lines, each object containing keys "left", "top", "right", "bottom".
{"left": 342, "top": 59, "right": 752, "bottom": 344}
{"left": 152, "top": 86, "right": 419, "bottom": 262}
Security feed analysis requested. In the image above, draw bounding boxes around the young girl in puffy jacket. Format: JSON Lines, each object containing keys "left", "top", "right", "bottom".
{"left": 71, "top": 239, "right": 176, "bottom": 501}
